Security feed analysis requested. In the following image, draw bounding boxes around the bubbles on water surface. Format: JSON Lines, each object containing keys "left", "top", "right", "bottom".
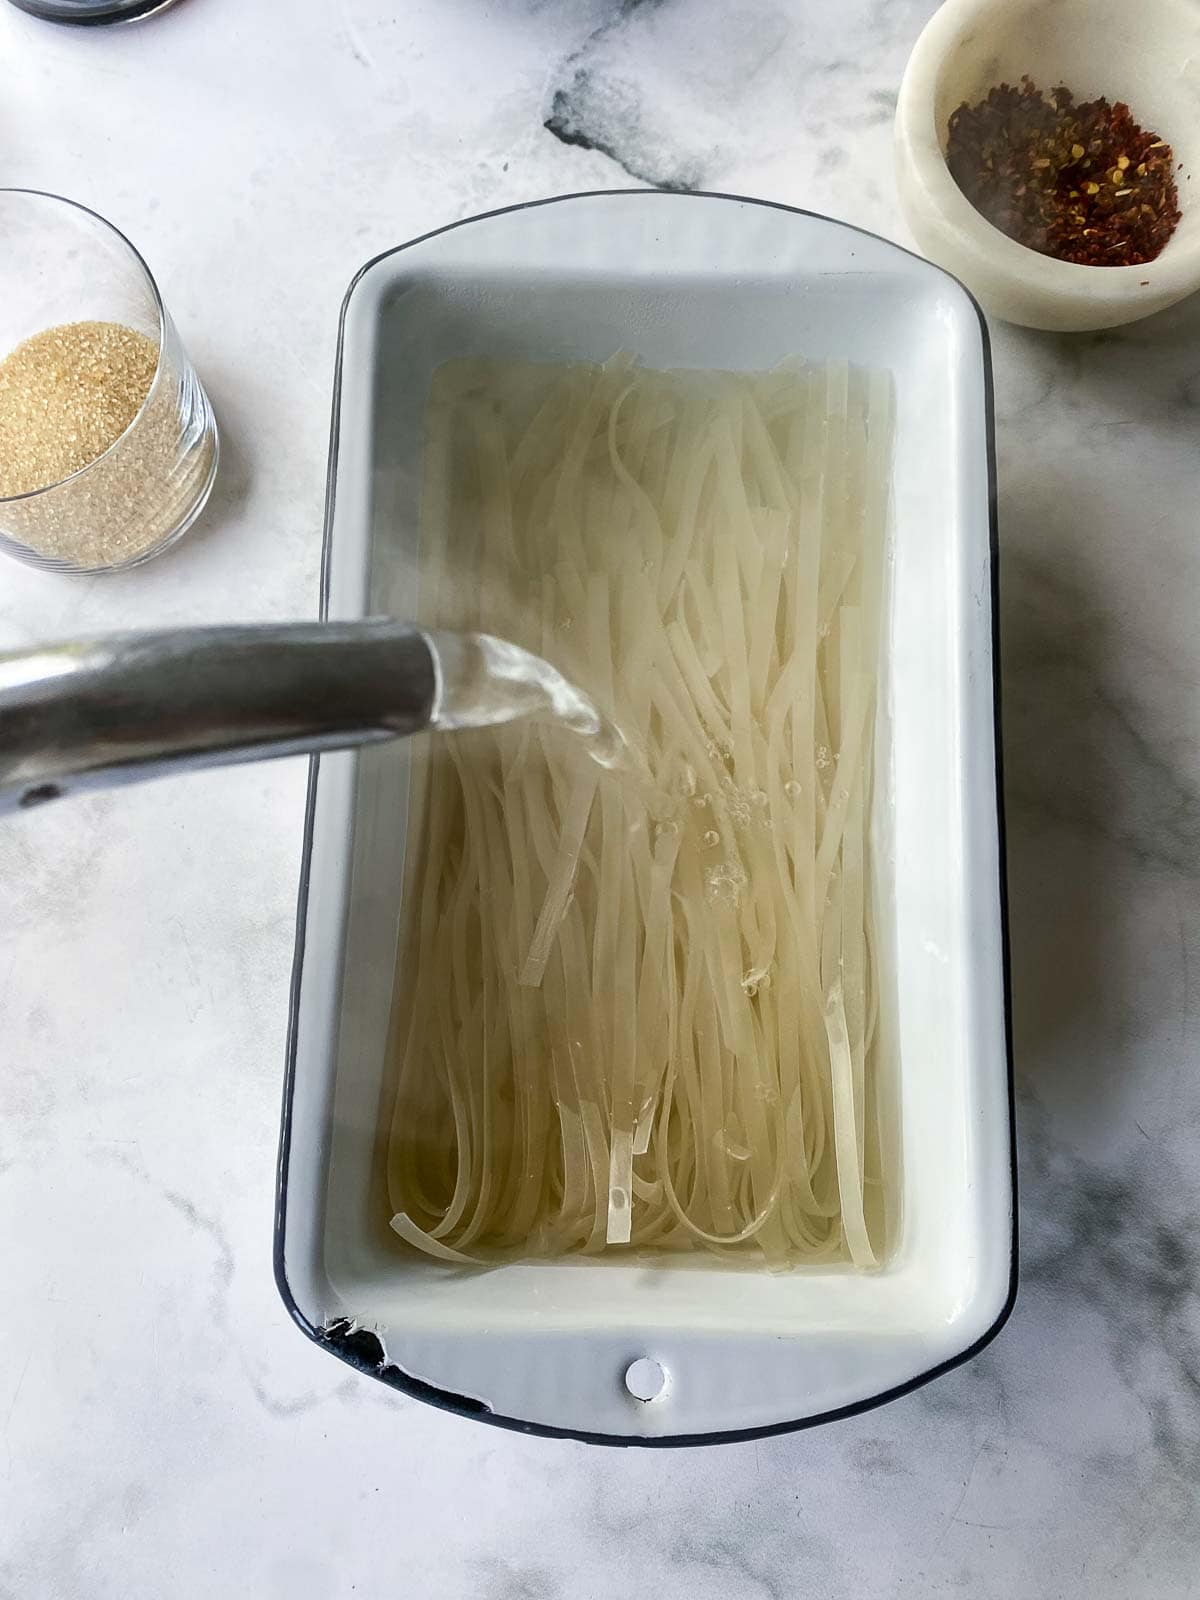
{"left": 703, "top": 859, "right": 748, "bottom": 906}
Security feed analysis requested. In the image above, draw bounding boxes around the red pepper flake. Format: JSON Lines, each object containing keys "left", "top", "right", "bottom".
{"left": 946, "top": 77, "right": 1181, "bottom": 266}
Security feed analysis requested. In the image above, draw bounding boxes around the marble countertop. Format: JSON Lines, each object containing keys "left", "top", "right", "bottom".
{"left": 3, "top": 1, "right": 1199, "bottom": 1595}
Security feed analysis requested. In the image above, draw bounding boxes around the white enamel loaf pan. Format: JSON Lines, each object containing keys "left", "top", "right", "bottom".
{"left": 275, "top": 191, "right": 1015, "bottom": 1445}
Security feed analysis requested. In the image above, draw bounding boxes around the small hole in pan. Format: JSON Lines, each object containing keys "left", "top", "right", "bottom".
{"left": 624, "top": 1357, "right": 667, "bottom": 1403}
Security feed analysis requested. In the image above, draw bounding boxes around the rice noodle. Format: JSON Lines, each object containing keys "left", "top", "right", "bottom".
{"left": 386, "top": 354, "right": 893, "bottom": 1267}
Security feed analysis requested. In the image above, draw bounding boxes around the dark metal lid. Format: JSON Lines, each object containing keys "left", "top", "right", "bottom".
{"left": 6, "top": 0, "right": 184, "bottom": 21}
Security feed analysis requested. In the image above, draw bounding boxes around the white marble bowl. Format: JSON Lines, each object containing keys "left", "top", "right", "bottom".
{"left": 895, "top": 0, "right": 1200, "bottom": 330}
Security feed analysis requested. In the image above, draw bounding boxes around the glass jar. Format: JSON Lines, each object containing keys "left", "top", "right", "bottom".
{"left": 0, "top": 190, "right": 218, "bottom": 574}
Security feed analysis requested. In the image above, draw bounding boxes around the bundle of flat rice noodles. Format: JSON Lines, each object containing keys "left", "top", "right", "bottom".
{"left": 385, "top": 353, "right": 894, "bottom": 1268}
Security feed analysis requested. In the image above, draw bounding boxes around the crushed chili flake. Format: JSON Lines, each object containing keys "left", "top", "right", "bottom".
{"left": 946, "top": 77, "right": 1181, "bottom": 267}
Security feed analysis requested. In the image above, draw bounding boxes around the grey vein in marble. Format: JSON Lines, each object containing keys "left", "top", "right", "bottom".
{"left": 543, "top": 0, "right": 909, "bottom": 191}
{"left": 98, "top": 1144, "right": 356, "bottom": 1422}
{"left": 1002, "top": 550, "right": 1200, "bottom": 880}
{"left": 544, "top": 0, "right": 723, "bottom": 189}
{"left": 1019, "top": 1084, "right": 1200, "bottom": 1477}
{"left": 996, "top": 295, "right": 1200, "bottom": 883}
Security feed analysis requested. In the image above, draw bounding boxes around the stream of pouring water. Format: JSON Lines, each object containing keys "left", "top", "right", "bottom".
{"left": 425, "top": 629, "right": 634, "bottom": 773}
